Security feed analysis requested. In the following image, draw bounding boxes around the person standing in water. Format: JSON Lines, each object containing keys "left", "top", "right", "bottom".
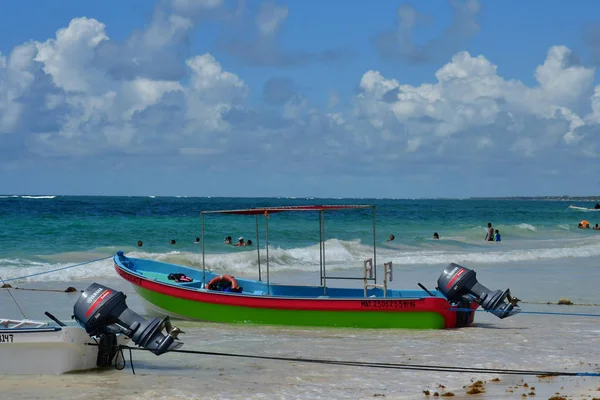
{"left": 494, "top": 229, "right": 501, "bottom": 242}
{"left": 484, "top": 222, "right": 494, "bottom": 241}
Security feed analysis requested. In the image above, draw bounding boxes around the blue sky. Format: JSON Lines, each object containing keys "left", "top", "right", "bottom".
{"left": 1, "top": 0, "right": 600, "bottom": 198}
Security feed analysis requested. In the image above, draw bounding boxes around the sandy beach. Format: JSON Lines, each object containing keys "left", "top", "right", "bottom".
{"left": 0, "top": 364, "right": 598, "bottom": 399}
{"left": 1, "top": 265, "right": 599, "bottom": 400}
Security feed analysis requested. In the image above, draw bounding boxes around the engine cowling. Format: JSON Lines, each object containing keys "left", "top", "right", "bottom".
{"left": 73, "top": 283, "right": 183, "bottom": 355}
{"left": 437, "top": 263, "right": 520, "bottom": 319}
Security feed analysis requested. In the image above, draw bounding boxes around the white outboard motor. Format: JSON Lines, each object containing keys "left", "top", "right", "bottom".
{"left": 437, "top": 263, "right": 520, "bottom": 319}
{"left": 73, "top": 283, "right": 183, "bottom": 355}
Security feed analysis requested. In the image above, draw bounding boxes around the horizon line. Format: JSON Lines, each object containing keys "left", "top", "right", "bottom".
{"left": 2, "top": 194, "right": 600, "bottom": 200}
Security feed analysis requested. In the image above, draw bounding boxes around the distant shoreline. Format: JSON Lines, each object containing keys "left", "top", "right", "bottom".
{"left": 469, "top": 196, "right": 600, "bottom": 201}
{"left": 1, "top": 194, "right": 599, "bottom": 201}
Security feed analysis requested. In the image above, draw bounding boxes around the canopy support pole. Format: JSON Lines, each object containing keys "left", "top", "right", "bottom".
{"left": 319, "top": 212, "right": 323, "bottom": 286}
{"left": 372, "top": 205, "right": 377, "bottom": 285}
{"left": 321, "top": 210, "right": 326, "bottom": 296}
{"left": 256, "top": 215, "right": 261, "bottom": 281}
{"left": 201, "top": 213, "right": 206, "bottom": 287}
{"left": 265, "top": 212, "right": 270, "bottom": 295}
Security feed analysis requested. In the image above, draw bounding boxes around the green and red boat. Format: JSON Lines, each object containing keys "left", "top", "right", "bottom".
{"left": 114, "top": 205, "right": 520, "bottom": 329}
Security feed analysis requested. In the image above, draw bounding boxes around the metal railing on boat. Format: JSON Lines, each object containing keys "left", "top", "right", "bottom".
{"left": 0, "top": 319, "right": 49, "bottom": 329}
{"left": 363, "top": 259, "right": 393, "bottom": 297}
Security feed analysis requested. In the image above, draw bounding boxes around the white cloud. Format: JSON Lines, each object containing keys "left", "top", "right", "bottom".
{"left": 186, "top": 54, "right": 247, "bottom": 100}
{"left": 0, "top": 13, "right": 247, "bottom": 158}
{"left": 35, "top": 18, "right": 109, "bottom": 92}
{"left": 354, "top": 46, "right": 598, "bottom": 159}
{"left": 534, "top": 46, "right": 594, "bottom": 109}
{"left": 586, "top": 85, "right": 600, "bottom": 124}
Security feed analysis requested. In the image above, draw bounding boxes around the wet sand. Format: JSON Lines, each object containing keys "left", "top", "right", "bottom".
{"left": 0, "top": 356, "right": 598, "bottom": 399}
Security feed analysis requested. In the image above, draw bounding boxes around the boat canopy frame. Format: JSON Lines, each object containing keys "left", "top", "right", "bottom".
{"left": 200, "top": 205, "right": 377, "bottom": 295}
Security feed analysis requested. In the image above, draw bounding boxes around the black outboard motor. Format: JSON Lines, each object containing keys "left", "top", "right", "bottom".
{"left": 73, "top": 283, "right": 183, "bottom": 355}
{"left": 437, "top": 263, "right": 520, "bottom": 319}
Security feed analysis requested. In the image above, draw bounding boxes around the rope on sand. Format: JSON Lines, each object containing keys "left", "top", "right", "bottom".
{"left": 520, "top": 300, "right": 600, "bottom": 307}
{"left": 450, "top": 308, "right": 600, "bottom": 318}
{"left": 114, "top": 345, "right": 600, "bottom": 377}
{"left": 3, "top": 286, "right": 80, "bottom": 293}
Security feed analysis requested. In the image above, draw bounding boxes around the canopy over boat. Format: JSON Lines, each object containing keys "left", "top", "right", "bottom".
{"left": 201, "top": 204, "right": 373, "bottom": 215}
{"left": 200, "top": 205, "right": 377, "bottom": 296}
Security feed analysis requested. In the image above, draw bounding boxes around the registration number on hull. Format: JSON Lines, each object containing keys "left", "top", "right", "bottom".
{"left": 0, "top": 334, "right": 14, "bottom": 343}
{"left": 360, "top": 300, "right": 417, "bottom": 309}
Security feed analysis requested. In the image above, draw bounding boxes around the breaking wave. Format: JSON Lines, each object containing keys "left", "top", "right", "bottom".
{"left": 0, "top": 195, "right": 56, "bottom": 199}
{"left": 2, "top": 235, "right": 600, "bottom": 282}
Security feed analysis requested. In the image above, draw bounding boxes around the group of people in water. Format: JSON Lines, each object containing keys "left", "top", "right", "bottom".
{"left": 578, "top": 204, "right": 600, "bottom": 229}
{"left": 137, "top": 237, "right": 202, "bottom": 247}
{"left": 578, "top": 220, "right": 600, "bottom": 230}
{"left": 224, "top": 235, "right": 253, "bottom": 247}
{"left": 137, "top": 236, "right": 257, "bottom": 247}
{"left": 388, "top": 232, "right": 442, "bottom": 241}
{"left": 485, "top": 222, "right": 501, "bottom": 242}
{"left": 387, "top": 222, "right": 501, "bottom": 243}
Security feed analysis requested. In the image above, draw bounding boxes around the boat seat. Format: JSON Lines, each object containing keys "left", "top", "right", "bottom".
{"left": 178, "top": 281, "right": 204, "bottom": 288}
{"left": 159, "top": 277, "right": 200, "bottom": 287}
{"left": 253, "top": 290, "right": 265, "bottom": 295}
{"left": 318, "top": 296, "right": 329, "bottom": 299}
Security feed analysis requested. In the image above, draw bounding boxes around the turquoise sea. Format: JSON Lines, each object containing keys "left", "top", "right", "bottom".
{"left": 1, "top": 195, "right": 599, "bottom": 282}
{"left": 1, "top": 195, "right": 600, "bottom": 399}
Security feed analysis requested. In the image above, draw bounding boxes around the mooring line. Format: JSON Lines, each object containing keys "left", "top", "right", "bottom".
{"left": 117, "top": 345, "right": 600, "bottom": 377}
{"left": 0, "top": 276, "right": 27, "bottom": 318}
{"left": 2, "top": 255, "right": 112, "bottom": 283}
{"left": 520, "top": 301, "right": 600, "bottom": 307}
{"left": 10, "top": 287, "right": 79, "bottom": 293}
{"left": 450, "top": 308, "right": 600, "bottom": 317}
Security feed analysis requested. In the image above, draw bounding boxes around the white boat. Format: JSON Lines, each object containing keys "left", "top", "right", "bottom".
{"left": 0, "top": 281, "right": 182, "bottom": 375}
{"left": 0, "top": 318, "right": 129, "bottom": 374}
{"left": 569, "top": 204, "right": 600, "bottom": 211}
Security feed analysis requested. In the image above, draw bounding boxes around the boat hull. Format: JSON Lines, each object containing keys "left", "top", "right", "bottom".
{"left": 0, "top": 326, "right": 127, "bottom": 374}
{"left": 115, "top": 256, "right": 476, "bottom": 329}
{"left": 134, "top": 285, "right": 449, "bottom": 329}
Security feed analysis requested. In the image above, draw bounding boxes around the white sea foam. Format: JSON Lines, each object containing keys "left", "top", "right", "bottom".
{"left": 2, "top": 234, "right": 600, "bottom": 282}
{"left": 515, "top": 223, "right": 537, "bottom": 231}
{"left": 20, "top": 195, "right": 56, "bottom": 199}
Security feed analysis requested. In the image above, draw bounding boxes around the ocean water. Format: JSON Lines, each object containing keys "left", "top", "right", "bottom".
{"left": 1, "top": 195, "right": 599, "bottom": 282}
{"left": 1, "top": 196, "right": 599, "bottom": 399}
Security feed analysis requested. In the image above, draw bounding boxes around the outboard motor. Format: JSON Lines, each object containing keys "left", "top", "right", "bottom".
{"left": 73, "top": 283, "right": 183, "bottom": 355}
{"left": 437, "top": 263, "right": 520, "bottom": 319}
